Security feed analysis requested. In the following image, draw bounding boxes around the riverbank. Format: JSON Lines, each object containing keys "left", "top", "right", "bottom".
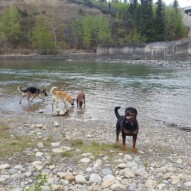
{"left": 1, "top": 53, "right": 191, "bottom": 69}
{"left": 0, "top": 110, "right": 190, "bottom": 191}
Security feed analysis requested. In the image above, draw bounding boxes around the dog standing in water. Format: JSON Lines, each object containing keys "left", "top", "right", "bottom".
{"left": 18, "top": 86, "right": 48, "bottom": 104}
{"left": 76, "top": 91, "right": 85, "bottom": 108}
{"left": 114, "top": 106, "right": 139, "bottom": 152}
{"left": 50, "top": 86, "right": 75, "bottom": 111}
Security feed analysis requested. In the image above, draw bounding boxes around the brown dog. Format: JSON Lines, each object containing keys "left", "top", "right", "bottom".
{"left": 18, "top": 86, "right": 48, "bottom": 104}
{"left": 76, "top": 91, "right": 85, "bottom": 108}
{"left": 50, "top": 86, "right": 75, "bottom": 111}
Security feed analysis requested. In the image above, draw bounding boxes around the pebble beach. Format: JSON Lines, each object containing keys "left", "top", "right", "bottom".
{"left": 0, "top": 110, "right": 190, "bottom": 191}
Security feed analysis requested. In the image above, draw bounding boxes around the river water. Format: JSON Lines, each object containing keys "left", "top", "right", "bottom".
{"left": 0, "top": 60, "right": 190, "bottom": 129}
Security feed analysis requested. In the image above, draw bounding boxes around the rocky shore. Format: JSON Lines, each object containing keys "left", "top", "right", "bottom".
{"left": 0, "top": 111, "right": 190, "bottom": 191}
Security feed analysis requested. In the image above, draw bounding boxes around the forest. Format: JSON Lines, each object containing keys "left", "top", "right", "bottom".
{"left": 0, "top": 0, "right": 187, "bottom": 54}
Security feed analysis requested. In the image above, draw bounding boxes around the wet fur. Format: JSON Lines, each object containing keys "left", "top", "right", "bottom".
{"left": 50, "top": 86, "right": 75, "bottom": 111}
{"left": 115, "top": 106, "right": 139, "bottom": 152}
{"left": 18, "top": 86, "right": 47, "bottom": 104}
{"left": 76, "top": 91, "right": 85, "bottom": 108}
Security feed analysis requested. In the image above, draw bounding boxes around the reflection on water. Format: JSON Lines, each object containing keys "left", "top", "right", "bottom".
{"left": 0, "top": 60, "right": 191, "bottom": 127}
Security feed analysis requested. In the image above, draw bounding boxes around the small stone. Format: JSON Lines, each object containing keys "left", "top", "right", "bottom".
{"left": 0, "top": 164, "right": 11, "bottom": 169}
{"left": 118, "top": 163, "right": 127, "bottom": 169}
{"left": 32, "top": 161, "right": 42, "bottom": 166}
{"left": 89, "top": 174, "right": 102, "bottom": 183}
{"left": 40, "top": 186, "right": 51, "bottom": 191}
{"left": 54, "top": 122, "right": 59, "bottom": 127}
{"left": 51, "top": 142, "right": 60, "bottom": 147}
{"left": 86, "top": 134, "right": 94, "bottom": 138}
{"left": 184, "top": 182, "right": 191, "bottom": 187}
{"left": 102, "top": 168, "right": 112, "bottom": 176}
{"left": 52, "top": 148, "right": 63, "bottom": 153}
{"left": 102, "top": 178, "right": 114, "bottom": 188}
{"left": 135, "top": 168, "right": 148, "bottom": 178}
{"left": 35, "top": 152, "right": 43, "bottom": 157}
{"left": 80, "top": 158, "right": 91, "bottom": 163}
{"left": 37, "top": 142, "right": 44, "bottom": 148}
{"left": 111, "top": 183, "right": 126, "bottom": 191}
{"left": 75, "top": 175, "right": 87, "bottom": 184}
{"left": 51, "top": 184, "right": 62, "bottom": 191}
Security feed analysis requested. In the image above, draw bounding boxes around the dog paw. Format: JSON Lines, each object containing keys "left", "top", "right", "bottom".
{"left": 132, "top": 147, "right": 138, "bottom": 153}
{"left": 122, "top": 145, "right": 126, "bottom": 151}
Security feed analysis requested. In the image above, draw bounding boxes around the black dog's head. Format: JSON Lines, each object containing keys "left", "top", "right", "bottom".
{"left": 125, "top": 107, "right": 138, "bottom": 123}
{"left": 42, "top": 89, "right": 48, "bottom": 96}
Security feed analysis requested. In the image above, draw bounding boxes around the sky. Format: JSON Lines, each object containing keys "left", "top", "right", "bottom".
{"left": 156, "top": 0, "right": 191, "bottom": 8}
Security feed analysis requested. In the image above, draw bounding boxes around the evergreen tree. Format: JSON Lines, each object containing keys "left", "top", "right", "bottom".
{"left": 139, "top": 0, "right": 155, "bottom": 42}
{"left": 172, "top": 0, "right": 179, "bottom": 10}
{"left": 154, "top": 0, "right": 165, "bottom": 41}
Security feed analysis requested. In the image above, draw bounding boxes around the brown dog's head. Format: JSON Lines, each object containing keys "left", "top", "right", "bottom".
{"left": 78, "top": 100, "right": 84, "bottom": 108}
{"left": 69, "top": 98, "right": 75, "bottom": 107}
{"left": 125, "top": 107, "right": 137, "bottom": 123}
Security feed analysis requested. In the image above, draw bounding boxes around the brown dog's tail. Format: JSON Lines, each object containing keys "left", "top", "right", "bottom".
{"left": 114, "top": 107, "right": 121, "bottom": 119}
{"left": 50, "top": 86, "right": 58, "bottom": 95}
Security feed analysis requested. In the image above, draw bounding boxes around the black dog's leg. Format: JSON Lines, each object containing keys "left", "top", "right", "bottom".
{"left": 27, "top": 94, "right": 31, "bottom": 102}
{"left": 116, "top": 123, "right": 120, "bottom": 143}
{"left": 122, "top": 132, "right": 126, "bottom": 151}
{"left": 19, "top": 94, "right": 26, "bottom": 104}
{"left": 132, "top": 135, "right": 137, "bottom": 153}
{"left": 38, "top": 96, "right": 45, "bottom": 102}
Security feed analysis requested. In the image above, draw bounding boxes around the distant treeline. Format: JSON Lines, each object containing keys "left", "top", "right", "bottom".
{"left": 0, "top": 0, "right": 187, "bottom": 54}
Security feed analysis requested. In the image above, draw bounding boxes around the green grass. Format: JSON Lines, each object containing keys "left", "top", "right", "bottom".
{"left": 0, "top": 123, "right": 35, "bottom": 159}
{"left": 61, "top": 151, "right": 74, "bottom": 158}
{"left": 62, "top": 139, "right": 125, "bottom": 158}
{"left": 25, "top": 174, "right": 47, "bottom": 191}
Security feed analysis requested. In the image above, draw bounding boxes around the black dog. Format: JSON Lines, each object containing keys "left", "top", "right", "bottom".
{"left": 18, "top": 86, "right": 48, "bottom": 104}
{"left": 115, "top": 106, "right": 139, "bottom": 152}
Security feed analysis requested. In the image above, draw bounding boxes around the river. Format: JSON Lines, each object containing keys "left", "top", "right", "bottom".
{"left": 0, "top": 60, "right": 190, "bottom": 129}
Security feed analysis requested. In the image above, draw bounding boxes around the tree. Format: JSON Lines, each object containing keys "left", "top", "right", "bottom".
{"left": 172, "top": 0, "right": 179, "bottom": 10}
{"left": 93, "top": 16, "right": 111, "bottom": 45}
{"left": 31, "top": 16, "right": 55, "bottom": 54}
{"left": 70, "top": 16, "right": 111, "bottom": 49}
{"left": 154, "top": 0, "right": 165, "bottom": 41}
{"left": 0, "top": 6, "right": 21, "bottom": 47}
{"left": 164, "top": 5, "right": 186, "bottom": 40}
{"left": 139, "top": 0, "right": 155, "bottom": 42}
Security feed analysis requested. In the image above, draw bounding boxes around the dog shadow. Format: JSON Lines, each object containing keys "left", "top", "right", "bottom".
{"left": 76, "top": 108, "right": 85, "bottom": 117}
{"left": 21, "top": 102, "right": 46, "bottom": 113}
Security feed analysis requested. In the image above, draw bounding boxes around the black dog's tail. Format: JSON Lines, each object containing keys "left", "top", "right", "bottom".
{"left": 114, "top": 106, "right": 121, "bottom": 119}
{"left": 18, "top": 86, "right": 26, "bottom": 93}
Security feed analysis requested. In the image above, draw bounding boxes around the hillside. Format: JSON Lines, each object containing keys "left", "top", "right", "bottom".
{"left": 0, "top": 0, "right": 103, "bottom": 23}
{"left": 0, "top": 0, "right": 189, "bottom": 55}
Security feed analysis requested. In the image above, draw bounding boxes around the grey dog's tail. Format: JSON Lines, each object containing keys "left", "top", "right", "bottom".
{"left": 114, "top": 107, "right": 121, "bottom": 119}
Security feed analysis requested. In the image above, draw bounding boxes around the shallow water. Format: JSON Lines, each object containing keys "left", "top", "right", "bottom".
{"left": 0, "top": 60, "right": 191, "bottom": 128}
